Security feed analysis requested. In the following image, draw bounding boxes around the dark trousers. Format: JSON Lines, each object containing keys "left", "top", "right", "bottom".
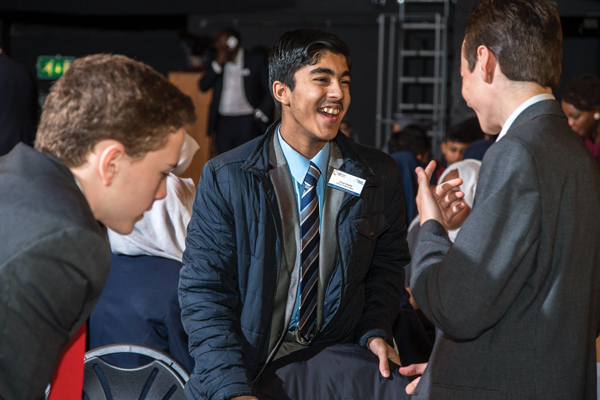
{"left": 215, "top": 114, "right": 262, "bottom": 154}
{"left": 256, "top": 343, "right": 412, "bottom": 400}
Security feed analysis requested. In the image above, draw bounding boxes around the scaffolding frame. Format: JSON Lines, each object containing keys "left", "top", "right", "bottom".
{"left": 375, "top": 0, "right": 450, "bottom": 153}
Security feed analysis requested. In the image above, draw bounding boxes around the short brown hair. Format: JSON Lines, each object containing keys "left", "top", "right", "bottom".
{"left": 464, "top": 0, "right": 562, "bottom": 89}
{"left": 35, "top": 54, "right": 196, "bottom": 167}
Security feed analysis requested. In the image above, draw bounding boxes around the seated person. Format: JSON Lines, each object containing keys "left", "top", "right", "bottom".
{"left": 431, "top": 117, "right": 485, "bottom": 185}
{"left": 388, "top": 124, "right": 431, "bottom": 224}
{"left": 89, "top": 134, "right": 199, "bottom": 372}
{"left": 0, "top": 54, "right": 195, "bottom": 399}
{"left": 179, "top": 29, "right": 411, "bottom": 400}
{"left": 561, "top": 73, "right": 600, "bottom": 169}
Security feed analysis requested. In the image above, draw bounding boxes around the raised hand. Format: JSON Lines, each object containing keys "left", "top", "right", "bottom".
{"left": 415, "top": 161, "right": 465, "bottom": 230}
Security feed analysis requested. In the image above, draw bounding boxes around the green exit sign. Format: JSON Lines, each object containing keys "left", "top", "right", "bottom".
{"left": 37, "top": 56, "right": 75, "bottom": 80}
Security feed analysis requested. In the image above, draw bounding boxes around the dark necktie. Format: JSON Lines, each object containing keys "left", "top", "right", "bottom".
{"left": 298, "top": 162, "right": 321, "bottom": 339}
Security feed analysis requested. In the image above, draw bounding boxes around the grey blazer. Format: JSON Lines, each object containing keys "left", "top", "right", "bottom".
{"left": 0, "top": 144, "right": 110, "bottom": 399}
{"left": 410, "top": 100, "right": 600, "bottom": 399}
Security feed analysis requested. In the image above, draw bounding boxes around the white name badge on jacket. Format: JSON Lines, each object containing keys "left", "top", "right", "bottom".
{"left": 327, "top": 169, "right": 366, "bottom": 196}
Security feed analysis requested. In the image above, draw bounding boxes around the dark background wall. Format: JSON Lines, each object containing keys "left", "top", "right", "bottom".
{"left": 1, "top": 0, "right": 599, "bottom": 147}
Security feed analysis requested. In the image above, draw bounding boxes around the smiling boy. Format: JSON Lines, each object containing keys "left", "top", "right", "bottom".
{"left": 180, "top": 29, "right": 411, "bottom": 400}
{"left": 0, "top": 54, "right": 195, "bottom": 399}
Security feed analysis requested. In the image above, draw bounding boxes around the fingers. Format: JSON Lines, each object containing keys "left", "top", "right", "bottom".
{"left": 376, "top": 344, "right": 390, "bottom": 378}
{"left": 424, "top": 160, "right": 436, "bottom": 177}
{"left": 387, "top": 346, "right": 402, "bottom": 368}
{"left": 405, "top": 377, "right": 421, "bottom": 395}
{"left": 433, "top": 177, "right": 464, "bottom": 201}
{"left": 398, "top": 362, "right": 427, "bottom": 376}
{"left": 415, "top": 161, "right": 437, "bottom": 188}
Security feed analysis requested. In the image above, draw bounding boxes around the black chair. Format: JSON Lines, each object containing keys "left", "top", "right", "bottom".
{"left": 83, "top": 343, "right": 189, "bottom": 400}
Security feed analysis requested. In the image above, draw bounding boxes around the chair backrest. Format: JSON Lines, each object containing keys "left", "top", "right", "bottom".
{"left": 83, "top": 343, "right": 189, "bottom": 400}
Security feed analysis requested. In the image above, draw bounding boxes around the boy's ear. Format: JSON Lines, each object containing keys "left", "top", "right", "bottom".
{"left": 440, "top": 140, "right": 448, "bottom": 155}
{"left": 272, "top": 81, "right": 291, "bottom": 108}
{"left": 477, "top": 45, "right": 497, "bottom": 84}
{"left": 97, "top": 142, "right": 126, "bottom": 186}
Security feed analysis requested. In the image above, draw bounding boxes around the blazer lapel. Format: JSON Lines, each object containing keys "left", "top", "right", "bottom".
{"left": 267, "top": 135, "right": 301, "bottom": 352}
{"left": 317, "top": 141, "right": 345, "bottom": 330}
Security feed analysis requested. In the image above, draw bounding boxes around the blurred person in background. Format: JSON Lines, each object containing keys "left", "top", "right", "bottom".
{"left": 388, "top": 124, "right": 431, "bottom": 225}
{"left": 561, "top": 73, "right": 600, "bottom": 169}
{"left": 199, "top": 28, "right": 274, "bottom": 154}
{"left": 0, "top": 47, "right": 39, "bottom": 156}
{"left": 430, "top": 117, "right": 484, "bottom": 185}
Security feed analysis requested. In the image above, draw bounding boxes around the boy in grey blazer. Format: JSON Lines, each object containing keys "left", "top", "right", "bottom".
{"left": 0, "top": 54, "right": 196, "bottom": 399}
{"left": 402, "top": 0, "right": 600, "bottom": 399}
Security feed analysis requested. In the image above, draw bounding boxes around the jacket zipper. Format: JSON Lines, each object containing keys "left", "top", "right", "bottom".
{"left": 247, "top": 170, "right": 285, "bottom": 383}
{"left": 313, "top": 175, "right": 378, "bottom": 339}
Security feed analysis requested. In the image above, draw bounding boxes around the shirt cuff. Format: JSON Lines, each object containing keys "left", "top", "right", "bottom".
{"left": 212, "top": 60, "right": 223, "bottom": 74}
{"left": 358, "top": 328, "right": 388, "bottom": 348}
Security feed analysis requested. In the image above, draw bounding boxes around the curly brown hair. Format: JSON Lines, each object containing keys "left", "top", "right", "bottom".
{"left": 35, "top": 54, "right": 196, "bottom": 167}
{"left": 464, "top": 0, "right": 562, "bottom": 90}
{"left": 562, "top": 74, "right": 600, "bottom": 111}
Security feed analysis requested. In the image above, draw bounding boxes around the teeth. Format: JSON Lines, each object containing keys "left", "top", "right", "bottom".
{"left": 321, "top": 108, "right": 340, "bottom": 115}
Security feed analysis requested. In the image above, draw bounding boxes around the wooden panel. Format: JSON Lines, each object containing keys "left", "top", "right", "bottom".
{"left": 168, "top": 71, "right": 214, "bottom": 187}
{"left": 596, "top": 336, "right": 600, "bottom": 362}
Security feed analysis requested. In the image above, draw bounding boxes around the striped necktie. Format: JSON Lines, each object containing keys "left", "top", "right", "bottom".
{"left": 299, "top": 161, "right": 321, "bottom": 339}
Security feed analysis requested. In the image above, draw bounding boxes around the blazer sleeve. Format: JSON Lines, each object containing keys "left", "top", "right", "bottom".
{"left": 410, "top": 140, "right": 542, "bottom": 340}
{"left": 0, "top": 228, "right": 109, "bottom": 399}
{"left": 178, "top": 162, "right": 254, "bottom": 400}
{"left": 199, "top": 61, "right": 221, "bottom": 93}
{"left": 355, "top": 162, "right": 410, "bottom": 346}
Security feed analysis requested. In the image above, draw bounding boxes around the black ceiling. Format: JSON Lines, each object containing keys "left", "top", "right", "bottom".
{"left": 0, "top": 0, "right": 297, "bottom": 16}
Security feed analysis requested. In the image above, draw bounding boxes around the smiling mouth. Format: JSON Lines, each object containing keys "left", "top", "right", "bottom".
{"left": 320, "top": 107, "right": 341, "bottom": 116}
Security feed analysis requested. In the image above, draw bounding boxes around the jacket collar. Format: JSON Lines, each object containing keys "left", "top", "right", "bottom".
{"left": 241, "top": 119, "right": 380, "bottom": 187}
{"left": 508, "top": 99, "right": 565, "bottom": 135}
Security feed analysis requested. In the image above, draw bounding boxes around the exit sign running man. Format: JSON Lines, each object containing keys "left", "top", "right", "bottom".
{"left": 37, "top": 56, "right": 75, "bottom": 80}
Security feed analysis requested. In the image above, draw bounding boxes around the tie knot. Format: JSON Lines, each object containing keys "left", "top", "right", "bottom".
{"left": 304, "top": 162, "right": 321, "bottom": 187}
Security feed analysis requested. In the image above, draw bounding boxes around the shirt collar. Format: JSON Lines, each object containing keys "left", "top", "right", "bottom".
{"left": 497, "top": 93, "right": 555, "bottom": 142}
{"left": 277, "top": 124, "right": 330, "bottom": 185}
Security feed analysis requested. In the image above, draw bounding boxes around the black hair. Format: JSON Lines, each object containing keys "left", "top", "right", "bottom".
{"left": 563, "top": 74, "right": 600, "bottom": 111}
{"left": 218, "top": 28, "right": 241, "bottom": 43}
{"left": 268, "top": 29, "right": 351, "bottom": 112}
{"left": 388, "top": 124, "right": 430, "bottom": 158}
{"left": 445, "top": 117, "right": 485, "bottom": 144}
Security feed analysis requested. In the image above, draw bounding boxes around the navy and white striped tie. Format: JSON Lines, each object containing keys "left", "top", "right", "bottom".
{"left": 298, "top": 162, "right": 321, "bottom": 339}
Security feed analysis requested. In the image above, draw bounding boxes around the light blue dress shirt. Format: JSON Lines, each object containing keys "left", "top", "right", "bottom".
{"left": 277, "top": 126, "right": 330, "bottom": 329}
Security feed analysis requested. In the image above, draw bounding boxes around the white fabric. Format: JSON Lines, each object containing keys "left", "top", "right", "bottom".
{"left": 218, "top": 48, "right": 254, "bottom": 116}
{"left": 171, "top": 132, "right": 200, "bottom": 176}
{"left": 108, "top": 174, "right": 195, "bottom": 261}
{"left": 497, "top": 93, "right": 555, "bottom": 142}
{"left": 438, "top": 159, "right": 482, "bottom": 242}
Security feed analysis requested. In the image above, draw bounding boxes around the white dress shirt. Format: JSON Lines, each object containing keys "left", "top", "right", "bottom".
{"left": 212, "top": 48, "right": 254, "bottom": 116}
{"left": 496, "top": 93, "right": 555, "bottom": 142}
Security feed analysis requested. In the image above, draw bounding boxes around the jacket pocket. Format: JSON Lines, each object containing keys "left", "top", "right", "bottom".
{"left": 428, "top": 384, "right": 508, "bottom": 400}
{"left": 351, "top": 212, "right": 390, "bottom": 241}
{"left": 348, "top": 212, "right": 390, "bottom": 283}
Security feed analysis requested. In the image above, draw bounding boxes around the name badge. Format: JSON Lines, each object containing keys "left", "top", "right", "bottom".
{"left": 327, "top": 169, "right": 366, "bottom": 197}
